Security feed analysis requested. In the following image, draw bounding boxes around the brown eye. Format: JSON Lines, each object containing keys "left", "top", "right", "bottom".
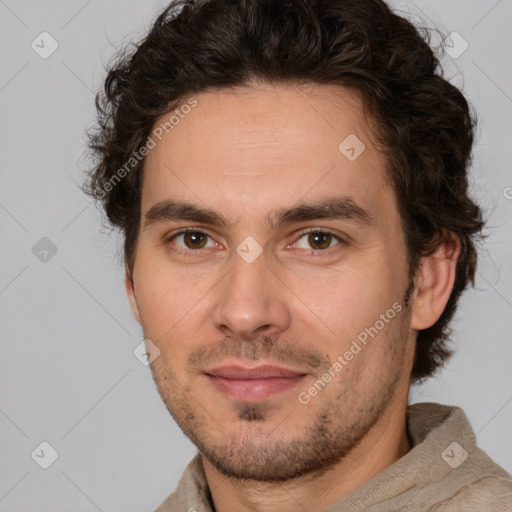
{"left": 308, "top": 231, "right": 332, "bottom": 250}
{"left": 168, "top": 230, "right": 215, "bottom": 252}
{"left": 293, "top": 230, "right": 343, "bottom": 252}
{"left": 183, "top": 231, "right": 208, "bottom": 249}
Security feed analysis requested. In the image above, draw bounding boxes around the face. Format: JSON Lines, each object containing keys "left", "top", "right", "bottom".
{"left": 126, "top": 83, "right": 417, "bottom": 481}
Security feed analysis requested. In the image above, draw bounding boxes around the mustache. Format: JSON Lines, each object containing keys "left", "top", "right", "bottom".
{"left": 186, "top": 335, "right": 332, "bottom": 374}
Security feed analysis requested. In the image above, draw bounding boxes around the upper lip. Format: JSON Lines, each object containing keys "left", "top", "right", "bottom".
{"left": 205, "top": 364, "right": 307, "bottom": 379}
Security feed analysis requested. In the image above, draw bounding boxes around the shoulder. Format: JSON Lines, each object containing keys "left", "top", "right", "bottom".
{"left": 431, "top": 475, "right": 512, "bottom": 511}
{"left": 154, "top": 453, "right": 212, "bottom": 512}
{"left": 431, "top": 447, "right": 512, "bottom": 511}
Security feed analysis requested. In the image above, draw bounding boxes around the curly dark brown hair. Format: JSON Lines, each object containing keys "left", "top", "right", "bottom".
{"left": 83, "top": 0, "right": 485, "bottom": 382}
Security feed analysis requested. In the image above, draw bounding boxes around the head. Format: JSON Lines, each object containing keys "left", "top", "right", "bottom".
{"left": 84, "top": 0, "right": 484, "bottom": 481}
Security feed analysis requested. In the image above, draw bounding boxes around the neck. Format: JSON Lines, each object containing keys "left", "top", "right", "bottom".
{"left": 203, "top": 395, "right": 412, "bottom": 512}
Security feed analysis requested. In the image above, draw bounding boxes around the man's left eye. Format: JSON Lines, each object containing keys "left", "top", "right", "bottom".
{"left": 294, "top": 230, "right": 343, "bottom": 251}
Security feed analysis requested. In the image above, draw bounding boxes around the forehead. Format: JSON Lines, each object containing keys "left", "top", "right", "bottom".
{"left": 141, "top": 83, "right": 393, "bottom": 226}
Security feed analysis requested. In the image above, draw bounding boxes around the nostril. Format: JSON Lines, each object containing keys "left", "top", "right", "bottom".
{"left": 256, "top": 324, "right": 272, "bottom": 334}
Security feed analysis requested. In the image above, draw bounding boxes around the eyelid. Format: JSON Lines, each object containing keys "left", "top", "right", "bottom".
{"left": 296, "top": 227, "right": 345, "bottom": 239}
{"left": 166, "top": 226, "right": 219, "bottom": 240}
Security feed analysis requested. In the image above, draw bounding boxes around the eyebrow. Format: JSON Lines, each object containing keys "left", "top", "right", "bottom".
{"left": 144, "top": 197, "right": 372, "bottom": 231}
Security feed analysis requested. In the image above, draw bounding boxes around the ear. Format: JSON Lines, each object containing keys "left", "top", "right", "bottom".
{"left": 409, "top": 233, "right": 460, "bottom": 330}
{"left": 125, "top": 269, "right": 141, "bottom": 325}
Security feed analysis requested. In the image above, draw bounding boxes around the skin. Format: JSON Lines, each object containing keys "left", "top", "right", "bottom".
{"left": 125, "top": 82, "right": 459, "bottom": 512}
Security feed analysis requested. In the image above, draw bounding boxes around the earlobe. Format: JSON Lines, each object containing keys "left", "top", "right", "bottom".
{"left": 125, "top": 270, "right": 141, "bottom": 325}
{"left": 409, "top": 234, "right": 460, "bottom": 331}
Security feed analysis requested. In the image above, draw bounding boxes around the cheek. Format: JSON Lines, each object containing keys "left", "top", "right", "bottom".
{"left": 135, "top": 242, "right": 205, "bottom": 307}
{"left": 133, "top": 250, "right": 224, "bottom": 369}
{"left": 133, "top": 253, "right": 189, "bottom": 335}
{"left": 138, "top": 275, "right": 201, "bottom": 331}
{"left": 296, "top": 261, "right": 398, "bottom": 329}
{"left": 135, "top": 274, "right": 196, "bottom": 373}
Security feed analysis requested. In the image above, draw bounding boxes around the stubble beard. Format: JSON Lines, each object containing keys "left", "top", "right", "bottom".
{"left": 149, "top": 301, "right": 412, "bottom": 482}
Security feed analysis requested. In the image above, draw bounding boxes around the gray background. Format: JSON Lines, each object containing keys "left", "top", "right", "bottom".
{"left": 0, "top": 0, "right": 511, "bottom": 510}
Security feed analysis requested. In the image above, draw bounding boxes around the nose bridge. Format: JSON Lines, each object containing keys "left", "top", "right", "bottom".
{"left": 212, "top": 247, "right": 291, "bottom": 338}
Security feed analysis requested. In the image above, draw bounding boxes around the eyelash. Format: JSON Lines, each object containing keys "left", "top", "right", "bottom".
{"left": 165, "top": 227, "right": 346, "bottom": 257}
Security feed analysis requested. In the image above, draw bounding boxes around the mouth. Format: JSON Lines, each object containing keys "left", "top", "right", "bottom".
{"left": 204, "top": 364, "right": 308, "bottom": 402}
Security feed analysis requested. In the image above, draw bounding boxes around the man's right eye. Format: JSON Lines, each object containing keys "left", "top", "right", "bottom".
{"left": 166, "top": 229, "right": 220, "bottom": 254}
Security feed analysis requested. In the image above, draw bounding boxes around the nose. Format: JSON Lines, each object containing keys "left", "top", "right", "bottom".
{"left": 211, "top": 247, "right": 292, "bottom": 340}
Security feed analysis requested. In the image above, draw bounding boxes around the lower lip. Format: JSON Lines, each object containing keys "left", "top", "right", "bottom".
{"left": 206, "top": 375, "right": 306, "bottom": 401}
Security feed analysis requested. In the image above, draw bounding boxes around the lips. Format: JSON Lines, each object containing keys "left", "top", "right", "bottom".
{"left": 206, "top": 365, "right": 305, "bottom": 379}
{"left": 204, "top": 364, "right": 307, "bottom": 401}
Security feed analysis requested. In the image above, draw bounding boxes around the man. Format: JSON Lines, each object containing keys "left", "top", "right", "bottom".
{"left": 83, "top": 0, "right": 512, "bottom": 510}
